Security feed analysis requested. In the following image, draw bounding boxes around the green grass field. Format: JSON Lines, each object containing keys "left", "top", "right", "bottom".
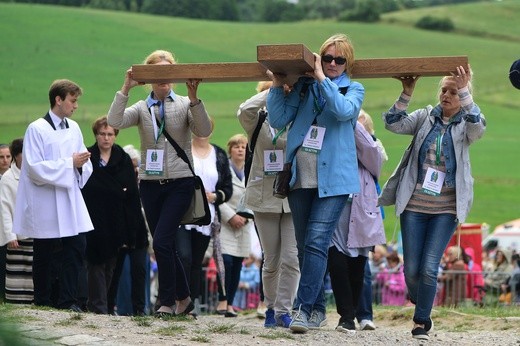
{"left": 1, "top": 1, "right": 519, "bottom": 239}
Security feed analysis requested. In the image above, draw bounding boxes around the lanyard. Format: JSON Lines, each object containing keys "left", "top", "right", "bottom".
{"left": 272, "top": 126, "right": 286, "bottom": 147}
{"left": 435, "top": 132, "right": 443, "bottom": 166}
{"left": 310, "top": 88, "right": 325, "bottom": 124}
{"left": 150, "top": 103, "right": 165, "bottom": 144}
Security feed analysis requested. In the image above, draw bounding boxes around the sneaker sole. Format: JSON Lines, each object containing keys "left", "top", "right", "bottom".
{"left": 290, "top": 324, "right": 309, "bottom": 333}
{"left": 308, "top": 324, "right": 327, "bottom": 330}
{"left": 336, "top": 326, "right": 356, "bottom": 335}
{"left": 412, "top": 334, "right": 429, "bottom": 340}
{"left": 308, "top": 319, "right": 328, "bottom": 330}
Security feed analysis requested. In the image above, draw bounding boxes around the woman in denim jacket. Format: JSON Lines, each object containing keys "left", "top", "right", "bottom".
{"left": 379, "top": 66, "right": 486, "bottom": 340}
{"left": 267, "top": 33, "right": 364, "bottom": 333}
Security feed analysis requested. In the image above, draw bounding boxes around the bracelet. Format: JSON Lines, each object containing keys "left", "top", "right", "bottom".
{"left": 190, "top": 99, "right": 201, "bottom": 107}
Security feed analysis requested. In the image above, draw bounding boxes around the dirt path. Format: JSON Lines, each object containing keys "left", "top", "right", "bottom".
{"left": 3, "top": 305, "right": 520, "bottom": 345}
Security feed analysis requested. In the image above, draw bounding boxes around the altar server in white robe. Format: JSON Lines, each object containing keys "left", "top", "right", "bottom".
{"left": 13, "top": 79, "right": 94, "bottom": 312}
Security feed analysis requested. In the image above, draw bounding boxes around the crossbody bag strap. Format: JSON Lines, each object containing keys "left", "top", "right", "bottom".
{"left": 161, "top": 127, "right": 196, "bottom": 177}
{"left": 149, "top": 104, "right": 196, "bottom": 176}
{"left": 249, "top": 109, "right": 268, "bottom": 152}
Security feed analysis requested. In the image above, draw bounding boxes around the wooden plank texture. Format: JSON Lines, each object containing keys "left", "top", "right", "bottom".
{"left": 257, "top": 44, "right": 467, "bottom": 78}
{"left": 257, "top": 44, "right": 315, "bottom": 76}
{"left": 132, "top": 62, "right": 269, "bottom": 83}
{"left": 131, "top": 43, "right": 468, "bottom": 83}
{"left": 352, "top": 56, "right": 468, "bottom": 78}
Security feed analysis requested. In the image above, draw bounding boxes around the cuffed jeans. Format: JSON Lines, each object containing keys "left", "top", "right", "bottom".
{"left": 139, "top": 177, "right": 193, "bottom": 307}
{"left": 400, "top": 210, "right": 457, "bottom": 324}
{"left": 255, "top": 211, "right": 300, "bottom": 315}
{"left": 288, "top": 188, "right": 347, "bottom": 317}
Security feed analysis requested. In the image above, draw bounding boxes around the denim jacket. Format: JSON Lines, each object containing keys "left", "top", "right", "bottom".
{"left": 267, "top": 74, "right": 365, "bottom": 197}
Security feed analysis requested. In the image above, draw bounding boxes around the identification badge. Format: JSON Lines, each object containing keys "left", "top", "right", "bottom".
{"left": 302, "top": 125, "right": 326, "bottom": 153}
{"left": 263, "top": 149, "right": 284, "bottom": 176}
{"left": 145, "top": 149, "right": 164, "bottom": 175}
{"left": 421, "top": 167, "right": 445, "bottom": 196}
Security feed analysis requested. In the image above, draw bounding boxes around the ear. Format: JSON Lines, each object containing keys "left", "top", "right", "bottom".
{"left": 55, "top": 95, "right": 63, "bottom": 106}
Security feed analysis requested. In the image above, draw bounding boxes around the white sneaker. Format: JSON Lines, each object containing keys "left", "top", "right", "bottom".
{"left": 359, "top": 319, "right": 376, "bottom": 330}
{"left": 256, "top": 302, "right": 267, "bottom": 319}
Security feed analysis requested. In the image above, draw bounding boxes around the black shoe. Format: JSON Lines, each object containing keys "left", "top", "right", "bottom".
{"left": 412, "top": 326, "right": 429, "bottom": 340}
{"left": 176, "top": 300, "right": 195, "bottom": 316}
{"left": 224, "top": 311, "right": 238, "bottom": 318}
{"left": 424, "top": 319, "right": 434, "bottom": 332}
{"left": 215, "top": 309, "right": 227, "bottom": 315}
{"left": 336, "top": 319, "right": 356, "bottom": 335}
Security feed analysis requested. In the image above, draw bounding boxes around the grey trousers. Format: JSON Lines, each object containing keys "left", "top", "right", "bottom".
{"left": 254, "top": 211, "right": 300, "bottom": 315}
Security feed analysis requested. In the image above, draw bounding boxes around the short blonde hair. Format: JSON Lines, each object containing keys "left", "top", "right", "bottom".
{"left": 319, "top": 34, "right": 355, "bottom": 77}
{"left": 143, "top": 50, "right": 176, "bottom": 65}
{"left": 226, "top": 134, "right": 248, "bottom": 155}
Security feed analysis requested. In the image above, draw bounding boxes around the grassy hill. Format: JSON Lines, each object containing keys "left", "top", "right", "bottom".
{"left": 1, "top": 1, "right": 519, "bottom": 238}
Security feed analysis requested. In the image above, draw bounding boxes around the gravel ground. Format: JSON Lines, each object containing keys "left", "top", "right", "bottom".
{"left": 3, "top": 305, "right": 520, "bottom": 345}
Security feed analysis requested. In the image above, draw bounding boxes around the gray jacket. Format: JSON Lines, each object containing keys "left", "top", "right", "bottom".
{"left": 381, "top": 104, "right": 486, "bottom": 223}
{"left": 108, "top": 91, "right": 211, "bottom": 181}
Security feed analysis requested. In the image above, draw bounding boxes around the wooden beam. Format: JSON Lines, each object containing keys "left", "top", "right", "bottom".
{"left": 132, "top": 62, "right": 269, "bottom": 83}
{"left": 131, "top": 43, "right": 468, "bottom": 83}
{"left": 352, "top": 56, "right": 468, "bottom": 78}
{"left": 257, "top": 44, "right": 315, "bottom": 76}
{"left": 258, "top": 44, "right": 468, "bottom": 78}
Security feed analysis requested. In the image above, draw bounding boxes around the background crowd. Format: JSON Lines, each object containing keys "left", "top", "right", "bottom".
{"left": 0, "top": 36, "right": 517, "bottom": 343}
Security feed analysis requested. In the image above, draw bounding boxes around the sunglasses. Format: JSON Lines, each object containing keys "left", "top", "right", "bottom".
{"left": 321, "top": 55, "right": 347, "bottom": 65}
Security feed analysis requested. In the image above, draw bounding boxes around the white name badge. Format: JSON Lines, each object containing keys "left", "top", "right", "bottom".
{"left": 302, "top": 125, "right": 326, "bottom": 153}
{"left": 145, "top": 149, "right": 164, "bottom": 175}
{"left": 421, "top": 167, "right": 445, "bottom": 196}
{"left": 263, "top": 149, "right": 284, "bottom": 175}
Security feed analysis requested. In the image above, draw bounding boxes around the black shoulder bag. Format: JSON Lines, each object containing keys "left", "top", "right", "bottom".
{"left": 244, "top": 108, "right": 268, "bottom": 187}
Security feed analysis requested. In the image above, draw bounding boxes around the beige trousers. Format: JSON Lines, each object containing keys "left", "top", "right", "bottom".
{"left": 254, "top": 211, "right": 300, "bottom": 315}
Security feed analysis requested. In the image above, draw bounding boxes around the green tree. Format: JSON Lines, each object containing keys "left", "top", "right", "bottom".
{"left": 339, "top": 0, "right": 380, "bottom": 22}
{"left": 259, "top": 0, "right": 304, "bottom": 22}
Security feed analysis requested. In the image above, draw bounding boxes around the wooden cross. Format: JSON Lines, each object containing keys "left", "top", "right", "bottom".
{"left": 131, "top": 44, "right": 468, "bottom": 84}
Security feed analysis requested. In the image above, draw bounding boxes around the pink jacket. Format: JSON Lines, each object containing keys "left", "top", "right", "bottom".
{"left": 376, "top": 264, "right": 407, "bottom": 306}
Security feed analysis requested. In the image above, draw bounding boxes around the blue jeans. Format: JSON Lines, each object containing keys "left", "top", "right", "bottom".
{"left": 400, "top": 210, "right": 457, "bottom": 324}
{"left": 288, "top": 188, "right": 347, "bottom": 317}
{"left": 356, "top": 261, "right": 373, "bottom": 322}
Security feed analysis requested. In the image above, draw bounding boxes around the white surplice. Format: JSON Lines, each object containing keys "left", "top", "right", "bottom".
{"left": 13, "top": 116, "right": 94, "bottom": 239}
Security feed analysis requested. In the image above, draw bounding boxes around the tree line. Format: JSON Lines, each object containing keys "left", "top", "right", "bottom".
{"left": 5, "top": 0, "right": 487, "bottom": 22}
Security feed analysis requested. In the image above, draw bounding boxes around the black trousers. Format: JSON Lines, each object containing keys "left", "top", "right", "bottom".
{"left": 107, "top": 247, "right": 148, "bottom": 315}
{"left": 328, "top": 246, "right": 367, "bottom": 323}
{"left": 176, "top": 227, "right": 211, "bottom": 300}
{"left": 32, "top": 234, "right": 86, "bottom": 309}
